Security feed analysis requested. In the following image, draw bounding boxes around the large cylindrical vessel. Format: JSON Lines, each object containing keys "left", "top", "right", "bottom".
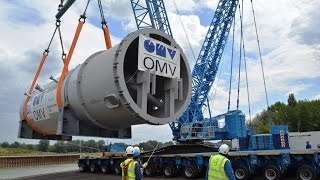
{"left": 19, "top": 29, "right": 192, "bottom": 140}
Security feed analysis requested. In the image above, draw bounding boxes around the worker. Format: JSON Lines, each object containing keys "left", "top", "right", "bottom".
{"left": 133, "top": 146, "right": 148, "bottom": 179}
{"left": 120, "top": 146, "right": 138, "bottom": 180}
{"left": 306, "top": 141, "right": 312, "bottom": 149}
{"left": 207, "top": 144, "right": 236, "bottom": 180}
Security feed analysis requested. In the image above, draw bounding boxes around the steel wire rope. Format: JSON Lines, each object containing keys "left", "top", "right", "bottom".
{"left": 236, "top": 3, "right": 243, "bottom": 111}
{"left": 171, "top": 0, "right": 197, "bottom": 127}
{"left": 227, "top": 17, "right": 236, "bottom": 112}
{"left": 56, "top": 20, "right": 66, "bottom": 61}
{"left": 82, "top": 0, "right": 91, "bottom": 18}
{"left": 207, "top": 45, "right": 226, "bottom": 116}
{"left": 250, "top": 0, "right": 272, "bottom": 127}
{"left": 97, "top": 0, "right": 106, "bottom": 24}
{"left": 97, "top": 0, "right": 112, "bottom": 49}
{"left": 239, "top": 0, "right": 253, "bottom": 127}
{"left": 172, "top": 0, "right": 197, "bottom": 63}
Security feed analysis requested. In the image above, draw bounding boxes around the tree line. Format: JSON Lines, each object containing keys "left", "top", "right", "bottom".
{"left": 0, "top": 139, "right": 175, "bottom": 153}
{"left": 251, "top": 94, "right": 320, "bottom": 133}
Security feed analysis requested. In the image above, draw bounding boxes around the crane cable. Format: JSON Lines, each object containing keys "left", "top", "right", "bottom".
{"left": 56, "top": 0, "right": 91, "bottom": 109}
{"left": 23, "top": 2, "right": 69, "bottom": 136}
{"left": 98, "top": 0, "right": 112, "bottom": 49}
{"left": 236, "top": 3, "right": 243, "bottom": 111}
{"left": 250, "top": 0, "right": 272, "bottom": 126}
{"left": 172, "top": 0, "right": 197, "bottom": 62}
{"left": 239, "top": 0, "right": 253, "bottom": 127}
{"left": 227, "top": 18, "right": 236, "bottom": 112}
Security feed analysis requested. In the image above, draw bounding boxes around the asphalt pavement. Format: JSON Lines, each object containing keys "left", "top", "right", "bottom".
{"left": 15, "top": 170, "right": 297, "bottom": 180}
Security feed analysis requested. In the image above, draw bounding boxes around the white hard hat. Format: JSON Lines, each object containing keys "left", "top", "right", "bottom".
{"left": 218, "top": 144, "right": 229, "bottom": 155}
{"left": 126, "top": 146, "right": 134, "bottom": 155}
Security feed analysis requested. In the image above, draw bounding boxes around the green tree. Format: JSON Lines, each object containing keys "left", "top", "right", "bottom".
{"left": 10, "top": 141, "right": 21, "bottom": 148}
{"left": 138, "top": 140, "right": 163, "bottom": 151}
{"left": 65, "top": 140, "right": 80, "bottom": 152}
{"left": 97, "top": 140, "right": 105, "bottom": 151}
{"left": 1, "top": 142, "right": 10, "bottom": 148}
{"left": 252, "top": 95, "right": 320, "bottom": 133}
{"left": 26, "top": 144, "right": 36, "bottom": 150}
{"left": 38, "top": 140, "right": 50, "bottom": 152}
{"left": 288, "top": 94, "right": 297, "bottom": 107}
{"left": 51, "top": 141, "right": 66, "bottom": 153}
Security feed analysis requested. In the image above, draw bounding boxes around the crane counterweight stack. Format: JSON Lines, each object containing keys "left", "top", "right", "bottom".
{"left": 19, "top": 29, "right": 192, "bottom": 140}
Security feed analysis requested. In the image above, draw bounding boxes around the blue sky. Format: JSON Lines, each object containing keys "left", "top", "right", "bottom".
{"left": 0, "top": 0, "right": 319, "bottom": 145}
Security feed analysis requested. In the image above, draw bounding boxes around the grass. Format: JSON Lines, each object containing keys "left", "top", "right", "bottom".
{"left": 0, "top": 148, "right": 58, "bottom": 156}
{"left": 0, "top": 147, "right": 103, "bottom": 157}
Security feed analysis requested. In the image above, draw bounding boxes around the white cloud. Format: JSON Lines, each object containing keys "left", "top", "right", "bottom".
{"left": 313, "top": 94, "right": 320, "bottom": 100}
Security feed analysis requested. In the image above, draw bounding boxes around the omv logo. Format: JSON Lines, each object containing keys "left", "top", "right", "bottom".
{"left": 144, "top": 39, "right": 176, "bottom": 60}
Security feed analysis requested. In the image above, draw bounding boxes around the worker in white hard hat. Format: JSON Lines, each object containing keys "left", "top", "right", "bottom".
{"left": 206, "top": 144, "right": 236, "bottom": 180}
{"left": 120, "top": 146, "right": 136, "bottom": 180}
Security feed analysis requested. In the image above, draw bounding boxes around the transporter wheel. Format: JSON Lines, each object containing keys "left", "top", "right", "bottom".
{"left": 234, "top": 166, "right": 251, "bottom": 180}
{"left": 101, "top": 165, "right": 113, "bottom": 174}
{"left": 79, "top": 163, "right": 87, "bottom": 172}
{"left": 297, "top": 165, "right": 317, "bottom": 180}
{"left": 263, "top": 165, "right": 281, "bottom": 180}
{"left": 90, "top": 164, "right": 98, "bottom": 172}
{"left": 145, "top": 164, "right": 157, "bottom": 176}
{"left": 183, "top": 165, "right": 199, "bottom": 179}
{"left": 114, "top": 164, "right": 122, "bottom": 175}
{"left": 164, "top": 164, "right": 178, "bottom": 177}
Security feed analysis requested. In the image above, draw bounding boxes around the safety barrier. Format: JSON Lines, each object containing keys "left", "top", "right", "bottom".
{"left": 0, "top": 154, "right": 79, "bottom": 168}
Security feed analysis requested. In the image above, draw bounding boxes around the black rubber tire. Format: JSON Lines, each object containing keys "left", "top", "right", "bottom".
{"left": 114, "top": 164, "right": 122, "bottom": 175}
{"left": 101, "top": 165, "right": 113, "bottom": 174}
{"left": 183, "top": 165, "right": 199, "bottom": 179}
{"left": 296, "top": 165, "right": 317, "bottom": 180}
{"left": 145, "top": 164, "right": 157, "bottom": 177}
{"left": 263, "top": 165, "right": 281, "bottom": 180}
{"left": 164, "top": 164, "right": 178, "bottom": 177}
{"left": 90, "top": 164, "right": 98, "bottom": 173}
{"left": 234, "top": 165, "right": 251, "bottom": 180}
{"left": 79, "top": 163, "right": 87, "bottom": 172}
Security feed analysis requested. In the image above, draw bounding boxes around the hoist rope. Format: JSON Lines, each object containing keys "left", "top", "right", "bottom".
{"left": 208, "top": 51, "right": 225, "bottom": 115}
{"left": 239, "top": 0, "right": 252, "bottom": 126}
{"left": 98, "top": 0, "right": 106, "bottom": 24}
{"left": 250, "top": 0, "right": 272, "bottom": 126}
{"left": 227, "top": 19, "right": 236, "bottom": 112}
{"left": 46, "top": 26, "right": 58, "bottom": 51}
{"left": 172, "top": 0, "right": 197, "bottom": 62}
{"left": 82, "top": 0, "right": 91, "bottom": 17}
{"left": 56, "top": 20, "right": 66, "bottom": 61}
{"left": 98, "top": 0, "right": 112, "bottom": 49}
{"left": 236, "top": 3, "right": 243, "bottom": 111}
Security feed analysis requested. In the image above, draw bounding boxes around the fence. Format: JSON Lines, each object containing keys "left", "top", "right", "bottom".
{"left": 0, "top": 154, "right": 79, "bottom": 168}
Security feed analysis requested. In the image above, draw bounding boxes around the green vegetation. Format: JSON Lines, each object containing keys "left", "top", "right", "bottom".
{"left": 252, "top": 94, "right": 320, "bottom": 133}
{"left": 0, "top": 148, "right": 56, "bottom": 156}
{"left": 0, "top": 139, "right": 176, "bottom": 156}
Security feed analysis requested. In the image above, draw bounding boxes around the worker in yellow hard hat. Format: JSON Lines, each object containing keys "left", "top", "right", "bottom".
{"left": 206, "top": 144, "right": 236, "bottom": 180}
{"left": 120, "top": 146, "right": 137, "bottom": 180}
